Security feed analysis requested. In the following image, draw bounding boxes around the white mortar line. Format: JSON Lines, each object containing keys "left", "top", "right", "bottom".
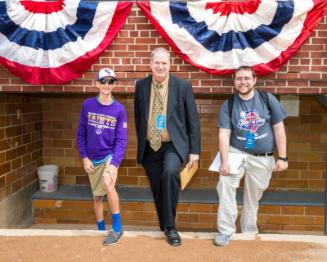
{"left": 0, "top": 229, "right": 326, "bottom": 246}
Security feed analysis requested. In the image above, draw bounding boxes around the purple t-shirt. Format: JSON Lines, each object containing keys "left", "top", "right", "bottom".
{"left": 77, "top": 97, "right": 127, "bottom": 167}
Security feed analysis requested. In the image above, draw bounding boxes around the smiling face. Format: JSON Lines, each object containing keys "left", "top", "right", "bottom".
{"left": 234, "top": 68, "right": 257, "bottom": 99}
{"left": 150, "top": 49, "right": 170, "bottom": 83}
{"left": 96, "top": 76, "right": 116, "bottom": 97}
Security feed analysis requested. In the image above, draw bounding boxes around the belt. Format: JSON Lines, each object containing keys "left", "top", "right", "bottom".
{"left": 146, "top": 140, "right": 171, "bottom": 144}
{"left": 252, "top": 152, "right": 274, "bottom": 157}
{"left": 145, "top": 141, "right": 172, "bottom": 147}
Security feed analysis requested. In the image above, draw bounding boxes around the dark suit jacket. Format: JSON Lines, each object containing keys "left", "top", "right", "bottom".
{"left": 134, "top": 74, "right": 201, "bottom": 164}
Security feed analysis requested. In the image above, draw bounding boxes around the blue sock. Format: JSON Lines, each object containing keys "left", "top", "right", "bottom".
{"left": 112, "top": 213, "right": 122, "bottom": 233}
{"left": 96, "top": 219, "right": 106, "bottom": 231}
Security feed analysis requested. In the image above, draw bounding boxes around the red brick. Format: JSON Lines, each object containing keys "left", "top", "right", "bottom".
{"left": 64, "top": 86, "right": 85, "bottom": 93}
{"left": 22, "top": 86, "right": 42, "bottom": 92}
{"left": 259, "top": 206, "right": 281, "bottom": 214}
{"left": 42, "top": 86, "right": 64, "bottom": 93}
{"left": 52, "top": 139, "right": 72, "bottom": 148}
{"left": 33, "top": 200, "right": 56, "bottom": 209}
{"left": 0, "top": 163, "right": 10, "bottom": 176}
{"left": 268, "top": 215, "right": 291, "bottom": 225}
{"left": 314, "top": 216, "right": 324, "bottom": 225}
{"left": 0, "top": 175, "right": 5, "bottom": 188}
{"left": 34, "top": 217, "right": 57, "bottom": 224}
{"left": 289, "top": 216, "right": 315, "bottom": 225}
{"left": 189, "top": 204, "right": 212, "bottom": 213}
{"left": 11, "top": 179, "right": 23, "bottom": 193}
{"left": 281, "top": 206, "right": 305, "bottom": 215}
{"left": 299, "top": 73, "right": 321, "bottom": 79}
{"left": 305, "top": 207, "right": 324, "bottom": 215}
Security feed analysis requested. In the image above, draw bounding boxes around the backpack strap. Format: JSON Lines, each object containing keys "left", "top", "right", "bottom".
{"left": 257, "top": 90, "right": 271, "bottom": 115}
{"left": 227, "top": 90, "right": 271, "bottom": 120}
{"left": 227, "top": 94, "right": 235, "bottom": 119}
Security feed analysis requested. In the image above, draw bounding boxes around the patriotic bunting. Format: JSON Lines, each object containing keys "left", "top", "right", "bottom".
{"left": 0, "top": 1, "right": 326, "bottom": 84}
{"left": 137, "top": 0, "right": 327, "bottom": 75}
{"left": 0, "top": 0, "right": 133, "bottom": 84}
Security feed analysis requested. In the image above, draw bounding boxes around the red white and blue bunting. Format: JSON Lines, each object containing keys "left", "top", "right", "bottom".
{"left": 0, "top": 1, "right": 326, "bottom": 84}
{"left": 137, "top": 0, "right": 327, "bottom": 75}
{"left": 0, "top": 0, "right": 133, "bottom": 84}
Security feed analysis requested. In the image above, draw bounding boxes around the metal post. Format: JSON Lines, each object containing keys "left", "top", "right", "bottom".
{"left": 317, "top": 96, "right": 327, "bottom": 235}
{"left": 325, "top": 164, "right": 327, "bottom": 235}
{"left": 317, "top": 95, "right": 327, "bottom": 236}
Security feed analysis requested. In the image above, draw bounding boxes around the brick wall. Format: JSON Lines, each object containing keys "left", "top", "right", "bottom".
{"left": 0, "top": 5, "right": 326, "bottom": 94}
{"left": 33, "top": 199, "right": 324, "bottom": 232}
{"left": 0, "top": 94, "right": 42, "bottom": 201}
{"left": 41, "top": 94, "right": 326, "bottom": 192}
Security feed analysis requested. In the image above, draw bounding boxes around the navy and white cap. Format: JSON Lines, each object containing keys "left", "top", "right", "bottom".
{"left": 96, "top": 68, "right": 117, "bottom": 81}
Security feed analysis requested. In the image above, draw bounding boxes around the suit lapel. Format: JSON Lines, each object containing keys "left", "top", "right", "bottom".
{"left": 144, "top": 76, "right": 152, "bottom": 122}
{"left": 167, "top": 75, "right": 177, "bottom": 120}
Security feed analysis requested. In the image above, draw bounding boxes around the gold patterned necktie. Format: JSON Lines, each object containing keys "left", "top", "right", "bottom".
{"left": 149, "top": 83, "right": 164, "bottom": 151}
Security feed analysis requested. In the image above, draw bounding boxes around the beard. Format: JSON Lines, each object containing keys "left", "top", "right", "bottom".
{"left": 236, "top": 85, "right": 255, "bottom": 96}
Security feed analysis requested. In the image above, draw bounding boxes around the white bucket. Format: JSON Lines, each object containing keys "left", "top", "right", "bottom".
{"left": 37, "top": 165, "right": 59, "bottom": 193}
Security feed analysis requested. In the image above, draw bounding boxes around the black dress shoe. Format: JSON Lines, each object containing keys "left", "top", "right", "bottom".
{"left": 164, "top": 227, "right": 181, "bottom": 246}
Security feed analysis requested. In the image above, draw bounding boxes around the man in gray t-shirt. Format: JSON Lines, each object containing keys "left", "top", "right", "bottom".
{"left": 214, "top": 66, "right": 288, "bottom": 247}
{"left": 219, "top": 89, "right": 287, "bottom": 154}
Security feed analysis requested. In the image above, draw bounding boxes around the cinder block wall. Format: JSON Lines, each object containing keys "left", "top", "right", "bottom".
{"left": 40, "top": 94, "right": 326, "bottom": 192}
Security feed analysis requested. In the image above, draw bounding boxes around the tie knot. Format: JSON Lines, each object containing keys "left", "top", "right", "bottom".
{"left": 155, "top": 83, "right": 163, "bottom": 89}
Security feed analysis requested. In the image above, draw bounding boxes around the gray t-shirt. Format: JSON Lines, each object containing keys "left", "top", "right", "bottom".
{"left": 218, "top": 90, "right": 287, "bottom": 154}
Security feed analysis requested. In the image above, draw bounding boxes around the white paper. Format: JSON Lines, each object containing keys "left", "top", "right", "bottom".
{"left": 209, "top": 152, "right": 246, "bottom": 174}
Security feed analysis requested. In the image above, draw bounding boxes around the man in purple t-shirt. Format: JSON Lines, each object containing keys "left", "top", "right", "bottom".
{"left": 77, "top": 68, "right": 127, "bottom": 246}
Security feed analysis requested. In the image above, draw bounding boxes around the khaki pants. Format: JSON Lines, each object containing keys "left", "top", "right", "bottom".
{"left": 216, "top": 147, "right": 275, "bottom": 235}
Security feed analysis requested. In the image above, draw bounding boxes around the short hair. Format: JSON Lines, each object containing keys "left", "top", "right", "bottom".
{"left": 151, "top": 47, "right": 170, "bottom": 62}
{"left": 234, "top": 66, "right": 256, "bottom": 78}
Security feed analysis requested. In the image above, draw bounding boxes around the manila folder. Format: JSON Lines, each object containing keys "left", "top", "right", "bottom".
{"left": 180, "top": 161, "right": 198, "bottom": 190}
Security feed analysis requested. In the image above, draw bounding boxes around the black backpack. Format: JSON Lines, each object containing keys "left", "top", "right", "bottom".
{"left": 228, "top": 90, "right": 271, "bottom": 119}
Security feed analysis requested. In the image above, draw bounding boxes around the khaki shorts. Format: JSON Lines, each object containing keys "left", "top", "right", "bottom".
{"left": 88, "top": 161, "right": 117, "bottom": 197}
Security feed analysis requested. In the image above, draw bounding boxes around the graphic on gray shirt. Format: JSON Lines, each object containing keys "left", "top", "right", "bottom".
{"left": 218, "top": 90, "right": 287, "bottom": 154}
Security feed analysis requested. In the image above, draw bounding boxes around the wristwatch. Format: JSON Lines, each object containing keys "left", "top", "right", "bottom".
{"left": 278, "top": 156, "right": 288, "bottom": 161}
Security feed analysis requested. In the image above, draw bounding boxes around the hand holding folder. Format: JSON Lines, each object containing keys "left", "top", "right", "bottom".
{"left": 180, "top": 160, "right": 198, "bottom": 190}
{"left": 209, "top": 152, "right": 246, "bottom": 174}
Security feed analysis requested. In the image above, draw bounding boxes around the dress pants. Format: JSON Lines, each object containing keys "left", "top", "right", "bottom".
{"left": 142, "top": 142, "right": 182, "bottom": 230}
{"left": 217, "top": 147, "right": 275, "bottom": 235}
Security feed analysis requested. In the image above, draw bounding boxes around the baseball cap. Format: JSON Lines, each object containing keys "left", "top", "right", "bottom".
{"left": 96, "top": 68, "right": 118, "bottom": 81}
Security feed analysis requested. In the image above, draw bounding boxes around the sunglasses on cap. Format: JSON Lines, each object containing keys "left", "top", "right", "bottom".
{"left": 99, "top": 78, "right": 116, "bottom": 85}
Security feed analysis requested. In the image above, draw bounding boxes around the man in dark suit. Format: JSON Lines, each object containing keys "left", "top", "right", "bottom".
{"left": 134, "top": 47, "right": 201, "bottom": 246}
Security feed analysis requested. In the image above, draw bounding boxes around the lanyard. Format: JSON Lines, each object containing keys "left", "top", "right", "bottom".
{"left": 239, "top": 95, "right": 255, "bottom": 132}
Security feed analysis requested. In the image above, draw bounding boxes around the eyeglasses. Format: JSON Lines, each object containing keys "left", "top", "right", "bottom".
{"left": 234, "top": 76, "right": 254, "bottom": 82}
{"left": 99, "top": 79, "right": 116, "bottom": 85}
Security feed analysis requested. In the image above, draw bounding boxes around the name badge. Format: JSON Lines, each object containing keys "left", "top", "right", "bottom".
{"left": 155, "top": 114, "right": 166, "bottom": 130}
{"left": 245, "top": 132, "right": 255, "bottom": 149}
